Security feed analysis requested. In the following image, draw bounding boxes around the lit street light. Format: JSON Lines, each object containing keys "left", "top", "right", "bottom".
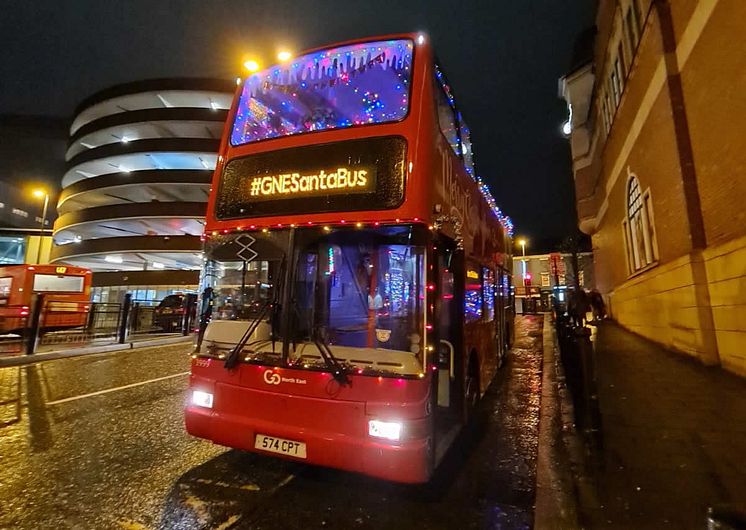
{"left": 32, "top": 189, "right": 49, "bottom": 264}
{"left": 243, "top": 59, "right": 260, "bottom": 73}
{"left": 517, "top": 238, "right": 527, "bottom": 258}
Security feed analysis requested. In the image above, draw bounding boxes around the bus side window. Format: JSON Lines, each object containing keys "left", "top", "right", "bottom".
{"left": 434, "top": 69, "right": 460, "bottom": 157}
{"left": 482, "top": 267, "right": 495, "bottom": 322}
{"left": 0, "top": 277, "right": 11, "bottom": 306}
{"left": 458, "top": 114, "right": 475, "bottom": 178}
{"left": 464, "top": 267, "right": 482, "bottom": 323}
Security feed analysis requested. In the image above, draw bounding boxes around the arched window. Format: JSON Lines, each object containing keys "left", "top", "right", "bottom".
{"left": 622, "top": 173, "right": 658, "bottom": 273}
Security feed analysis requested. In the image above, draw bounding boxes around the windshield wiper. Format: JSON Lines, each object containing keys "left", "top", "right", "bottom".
{"left": 312, "top": 328, "right": 350, "bottom": 386}
{"left": 224, "top": 300, "right": 272, "bottom": 369}
{"left": 225, "top": 255, "right": 286, "bottom": 370}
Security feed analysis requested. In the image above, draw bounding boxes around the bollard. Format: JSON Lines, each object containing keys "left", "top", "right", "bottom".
{"left": 86, "top": 302, "right": 96, "bottom": 333}
{"left": 25, "top": 294, "right": 45, "bottom": 355}
{"left": 118, "top": 293, "right": 132, "bottom": 344}
{"left": 574, "top": 326, "right": 596, "bottom": 433}
{"left": 131, "top": 303, "right": 140, "bottom": 334}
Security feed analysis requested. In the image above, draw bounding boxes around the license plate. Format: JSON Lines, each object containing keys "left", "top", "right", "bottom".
{"left": 254, "top": 434, "right": 307, "bottom": 459}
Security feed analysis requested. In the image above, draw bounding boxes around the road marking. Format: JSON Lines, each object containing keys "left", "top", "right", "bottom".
{"left": 46, "top": 371, "right": 190, "bottom": 406}
{"left": 270, "top": 473, "right": 296, "bottom": 493}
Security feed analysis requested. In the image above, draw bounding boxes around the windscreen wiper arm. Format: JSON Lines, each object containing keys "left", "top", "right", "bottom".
{"left": 313, "top": 329, "right": 350, "bottom": 386}
{"left": 224, "top": 300, "right": 272, "bottom": 370}
{"left": 225, "top": 255, "right": 287, "bottom": 370}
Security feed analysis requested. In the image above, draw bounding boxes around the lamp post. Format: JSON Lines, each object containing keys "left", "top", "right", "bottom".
{"left": 517, "top": 238, "right": 528, "bottom": 274}
{"left": 32, "top": 189, "right": 49, "bottom": 264}
{"left": 517, "top": 238, "right": 529, "bottom": 314}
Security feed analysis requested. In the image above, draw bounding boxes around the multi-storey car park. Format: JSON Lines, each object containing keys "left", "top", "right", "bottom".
{"left": 50, "top": 78, "right": 234, "bottom": 302}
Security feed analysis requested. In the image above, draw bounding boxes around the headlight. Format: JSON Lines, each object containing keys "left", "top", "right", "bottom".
{"left": 368, "top": 419, "right": 402, "bottom": 441}
{"left": 191, "top": 390, "right": 214, "bottom": 409}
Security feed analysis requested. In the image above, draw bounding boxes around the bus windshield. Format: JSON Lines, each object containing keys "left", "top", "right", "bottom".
{"left": 201, "top": 226, "right": 426, "bottom": 376}
{"left": 289, "top": 225, "right": 425, "bottom": 376}
{"left": 203, "top": 231, "right": 289, "bottom": 321}
{"left": 231, "top": 39, "right": 414, "bottom": 146}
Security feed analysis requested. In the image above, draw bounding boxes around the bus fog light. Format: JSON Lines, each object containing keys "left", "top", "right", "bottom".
{"left": 192, "top": 390, "right": 214, "bottom": 409}
{"left": 368, "top": 420, "right": 402, "bottom": 441}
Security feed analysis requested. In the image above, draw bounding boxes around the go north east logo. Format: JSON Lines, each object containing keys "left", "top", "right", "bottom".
{"left": 263, "top": 369, "right": 307, "bottom": 386}
{"left": 248, "top": 167, "right": 372, "bottom": 198}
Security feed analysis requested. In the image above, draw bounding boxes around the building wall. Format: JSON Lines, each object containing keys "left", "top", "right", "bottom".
{"left": 562, "top": 0, "right": 746, "bottom": 376}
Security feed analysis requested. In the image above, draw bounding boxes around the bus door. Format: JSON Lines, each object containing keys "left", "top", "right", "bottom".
{"left": 432, "top": 237, "right": 465, "bottom": 435}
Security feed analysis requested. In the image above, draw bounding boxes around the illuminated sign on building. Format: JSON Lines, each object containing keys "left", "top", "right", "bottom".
{"left": 246, "top": 167, "right": 375, "bottom": 199}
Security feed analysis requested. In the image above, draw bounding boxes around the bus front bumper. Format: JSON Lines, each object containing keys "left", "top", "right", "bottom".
{"left": 185, "top": 404, "right": 432, "bottom": 484}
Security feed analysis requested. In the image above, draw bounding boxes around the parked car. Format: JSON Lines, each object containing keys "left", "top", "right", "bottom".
{"left": 152, "top": 294, "right": 186, "bottom": 332}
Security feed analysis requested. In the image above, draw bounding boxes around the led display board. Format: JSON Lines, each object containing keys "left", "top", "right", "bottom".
{"left": 216, "top": 136, "right": 406, "bottom": 219}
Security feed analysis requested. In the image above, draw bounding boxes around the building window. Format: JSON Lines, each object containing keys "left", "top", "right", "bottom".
{"left": 616, "top": 42, "right": 626, "bottom": 85}
{"left": 624, "top": 175, "right": 657, "bottom": 272}
{"left": 0, "top": 236, "right": 26, "bottom": 265}
{"left": 630, "top": 0, "right": 642, "bottom": 36}
{"left": 611, "top": 67, "right": 621, "bottom": 107}
{"left": 625, "top": 7, "right": 639, "bottom": 56}
{"left": 603, "top": 94, "right": 612, "bottom": 133}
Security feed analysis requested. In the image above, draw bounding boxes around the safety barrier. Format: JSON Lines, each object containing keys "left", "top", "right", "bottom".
{"left": 0, "top": 293, "right": 198, "bottom": 356}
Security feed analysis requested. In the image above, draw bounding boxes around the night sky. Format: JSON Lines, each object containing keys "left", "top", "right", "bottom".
{"left": 0, "top": 0, "right": 594, "bottom": 247}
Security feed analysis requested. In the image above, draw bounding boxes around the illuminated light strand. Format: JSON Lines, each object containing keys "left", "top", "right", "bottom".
{"left": 201, "top": 217, "right": 432, "bottom": 239}
{"left": 476, "top": 176, "right": 514, "bottom": 237}
{"left": 436, "top": 63, "right": 514, "bottom": 238}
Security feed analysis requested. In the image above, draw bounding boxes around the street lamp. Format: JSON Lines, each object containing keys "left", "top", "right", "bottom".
{"left": 243, "top": 59, "right": 260, "bottom": 73}
{"left": 517, "top": 238, "right": 527, "bottom": 258}
{"left": 32, "top": 189, "right": 49, "bottom": 264}
{"left": 517, "top": 237, "right": 528, "bottom": 278}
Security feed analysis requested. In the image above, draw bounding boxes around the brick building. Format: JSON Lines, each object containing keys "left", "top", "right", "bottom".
{"left": 513, "top": 252, "right": 595, "bottom": 313}
{"left": 560, "top": 0, "right": 746, "bottom": 376}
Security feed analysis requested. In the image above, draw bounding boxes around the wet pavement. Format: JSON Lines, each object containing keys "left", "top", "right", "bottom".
{"left": 0, "top": 315, "right": 545, "bottom": 530}
{"left": 564, "top": 322, "right": 746, "bottom": 529}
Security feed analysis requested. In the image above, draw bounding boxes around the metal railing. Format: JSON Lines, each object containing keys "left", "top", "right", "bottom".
{"left": 0, "top": 293, "right": 198, "bottom": 357}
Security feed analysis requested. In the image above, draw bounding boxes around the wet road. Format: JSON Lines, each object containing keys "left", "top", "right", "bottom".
{"left": 0, "top": 316, "right": 544, "bottom": 530}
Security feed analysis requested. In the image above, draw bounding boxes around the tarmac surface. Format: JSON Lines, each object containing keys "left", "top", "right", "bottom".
{"left": 0, "top": 316, "right": 546, "bottom": 530}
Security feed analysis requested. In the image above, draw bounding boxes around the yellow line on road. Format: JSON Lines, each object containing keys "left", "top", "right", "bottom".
{"left": 46, "top": 371, "right": 190, "bottom": 406}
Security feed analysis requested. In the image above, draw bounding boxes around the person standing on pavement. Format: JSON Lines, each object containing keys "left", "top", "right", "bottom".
{"left": 590, "top": 289, "right": 606, "bottom": 322}
{"left": 569, "top": 288, "right": 591, "bottom": 327}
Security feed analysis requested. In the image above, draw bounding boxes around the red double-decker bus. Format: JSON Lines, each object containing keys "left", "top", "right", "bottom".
{"left": 186, "top": 33, "right": 514, "bottom": 483}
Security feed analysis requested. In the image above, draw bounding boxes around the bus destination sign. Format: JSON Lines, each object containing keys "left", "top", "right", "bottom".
{"left": 216, "top": 136, "right": 406, "bottom": 220}
{"left": 246, "top": 166, "right": 376, "bottom": 200}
